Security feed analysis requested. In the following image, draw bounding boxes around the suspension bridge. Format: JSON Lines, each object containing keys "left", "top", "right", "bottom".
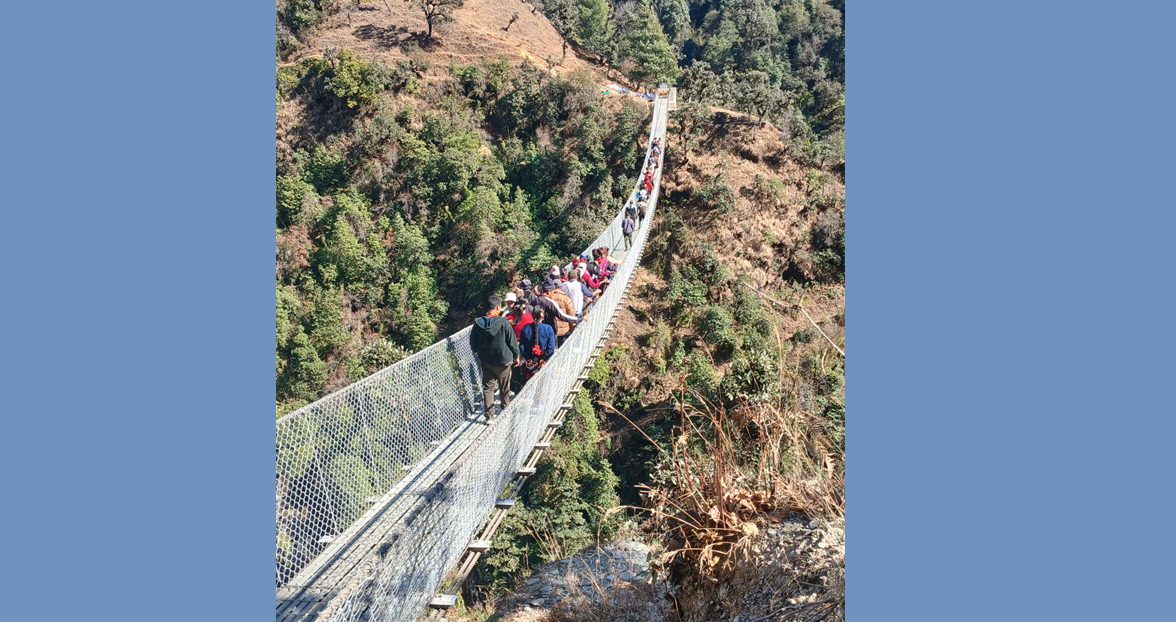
{"left": 276, "top": 93, "right": 672, "bottom": 622}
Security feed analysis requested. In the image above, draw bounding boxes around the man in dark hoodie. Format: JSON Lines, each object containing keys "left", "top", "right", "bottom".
{"left": 471, "top": 295, "right": 520, "bottom": 421}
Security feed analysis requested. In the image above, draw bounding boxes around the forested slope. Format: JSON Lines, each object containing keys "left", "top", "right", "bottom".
{"left": 540, "top": 0, "right": 844, "bottom": 166}
{"left": 275, "top": 1, "right": 657, "bottom": 414}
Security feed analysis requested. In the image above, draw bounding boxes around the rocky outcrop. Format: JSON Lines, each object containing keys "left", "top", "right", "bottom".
{"left": 489, "top": 541, "right": 673, "bottom": 621}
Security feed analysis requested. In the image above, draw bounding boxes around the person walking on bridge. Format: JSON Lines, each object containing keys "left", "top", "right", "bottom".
{"left": 622, "top": 213, "right": 636, "bottom": 250}
{"left": 547, "top": 280, "right": 577, "bottom": 347}
{"left": 505, "top": 293, "right": 533, "bottom": 341}
{"left": 471, "top": 295, "right": 520, "bottom": 422}
{"left": 535, "top": 279, "right": 578, "bottom": 348}
{"left": 519, "top": 278, "right": 538, "bottom": 308}
{"left": 572, "top": 268, "right": 596, "bottom": 313}
{"left": 560, "top": 270, "right": 585, "bottom": 318}
{"left": 518, "top": 307, "right": 555, "bottom": 385}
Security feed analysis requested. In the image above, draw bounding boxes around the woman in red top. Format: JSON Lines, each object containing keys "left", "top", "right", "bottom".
{"left": 581, "top": 268, "right": 602, "bottom": 292}
{"left": 506, "top": 294, "right": 533, "bottom": 341}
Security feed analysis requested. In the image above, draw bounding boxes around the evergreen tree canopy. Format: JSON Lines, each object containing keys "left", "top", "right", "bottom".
{"left": 575, "top": 0, "right": 611, "bottom": 57}
{"left": 621, "top": 2, "right": 679, "bottom": 86}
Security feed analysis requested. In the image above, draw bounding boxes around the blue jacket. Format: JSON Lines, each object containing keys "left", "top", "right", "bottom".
{"left": 519, "top": 320, "right": 555, "bottom": 360}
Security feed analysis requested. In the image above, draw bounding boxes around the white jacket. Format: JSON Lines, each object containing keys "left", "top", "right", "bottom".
{"left": 560, "top": 280, "right": 584, "bottom": 316}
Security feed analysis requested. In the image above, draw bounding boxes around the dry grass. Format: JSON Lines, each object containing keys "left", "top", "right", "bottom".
{"left": 288, "top": 0, "right": 600, "bottom": 78}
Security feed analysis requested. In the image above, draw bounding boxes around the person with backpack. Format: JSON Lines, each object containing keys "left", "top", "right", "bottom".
{"left": 622, "top": 213, "right": 636, "bottom": 250}
{"left": 518, "top": 307, "right": 555, "bottom": 384}
{"left": 470, "top": 295, "right": 520, "bottom": 421}
{"left": 625, "top": 200, "right": 637, "bottom": 220}
{"left": 637, "top": 198, "right": 647, "bottom": 223}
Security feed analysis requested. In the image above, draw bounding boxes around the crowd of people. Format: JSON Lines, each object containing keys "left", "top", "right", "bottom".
{"left": 469, "top": 137, "right": 663, "bottom": 421}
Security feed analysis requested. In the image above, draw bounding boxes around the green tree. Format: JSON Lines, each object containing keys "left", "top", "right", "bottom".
{"left": 281, "top": 0, "right": 327, "bottom": 39}
{"left": 699, "top": 13, "right": 739, "bottom": 72}
{"left": 658, "top": 0, "right": 691, "bottom": 46}
{"left": 324, "top": 48, "right": 388, "bottom": 108}
{"left": 404, "top": 0, "right": 465, "bottom": 38}
{"left": 285, "top": 327, "right": 328, "bottom": 401}
{"left": 736, "top": 70, "right": 788, "bottom": 126}
{"left": 308, "top": 275, "right": 349, "bottom": 352}
{"left": 276, "top": 285, "right": 303, "bottom": 352}
{"left": 277, "top": 174, "right": 317, "bottom": 227}
{"left": 620, "top": 2, "right": 679, "bottom": 86}
{"left": 730, "top": 0, "right": 778, "bottom": 57}
{"left": 384, "top": 214, "right": 447, "bottom": 350}
{"left": 671, "top": 99, "right": 714, "bottom": 164}
{"left": 299, "top": 144, "right": 349, "bottom": 194}
{"left": 575, "top": 0, "right": 612, "bottom": 57}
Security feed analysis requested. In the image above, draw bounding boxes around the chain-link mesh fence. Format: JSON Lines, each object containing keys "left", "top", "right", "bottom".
{"left": 276, "top": 97, "right": 669, "bottom": 621}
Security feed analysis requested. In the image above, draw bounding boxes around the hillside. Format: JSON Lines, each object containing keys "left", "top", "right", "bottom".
{"left": 274, "top": 1, "right": 844, "bottom": 620}
{"left": 275, "top": 0, "right": 654, "bottom": 411}
{"left": 464, "top": 103, "right": 845, "bottom": 621}
{"left": 284, "top": 0, "right": 597, "bottom": 75}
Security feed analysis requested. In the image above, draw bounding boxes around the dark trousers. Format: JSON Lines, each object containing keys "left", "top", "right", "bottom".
{"left": 481, "top": 362, "right": 511, "bottom": 419}
{"left": 623, "top": 232, "right": 633, "bottom": 249}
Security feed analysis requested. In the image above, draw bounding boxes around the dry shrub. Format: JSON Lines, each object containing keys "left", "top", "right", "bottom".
{"left": 277, "top": 224, "right": 312, "bottom": 279}
{"left": 629, "top": 386, "right": 844, "bottom": 583}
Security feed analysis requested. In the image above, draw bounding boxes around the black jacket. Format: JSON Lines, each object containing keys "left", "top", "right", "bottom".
{"left": 471, "top": 315, "right": 520, "bottom": 365}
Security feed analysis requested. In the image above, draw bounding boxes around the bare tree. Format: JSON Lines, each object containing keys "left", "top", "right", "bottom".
{"left": 403, "top": 0, "right": 465, "bottom": 39}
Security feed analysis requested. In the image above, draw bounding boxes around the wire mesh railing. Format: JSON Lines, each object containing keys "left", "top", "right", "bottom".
{"left": 276, "top": 95, "right": 670, "bottom": 621}
{"left": 276, "top": 330, "right": 483, "bottom": 586}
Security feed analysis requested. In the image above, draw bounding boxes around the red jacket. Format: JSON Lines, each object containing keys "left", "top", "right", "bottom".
{"left": 512, "top": 312, "right": 533, "bottom": 341}
{"left": 582, "top": 272, "right": 602, "bottom": 290}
